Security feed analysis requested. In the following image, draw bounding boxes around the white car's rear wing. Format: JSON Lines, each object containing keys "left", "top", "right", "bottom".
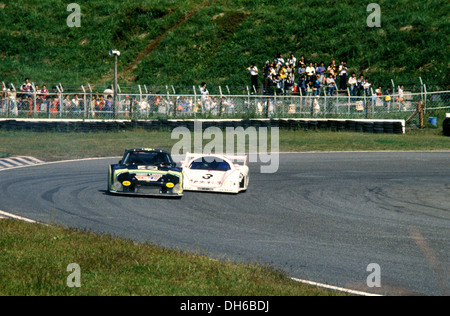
{"left": 183, "top": 153, "right": 248, "bottom": 166}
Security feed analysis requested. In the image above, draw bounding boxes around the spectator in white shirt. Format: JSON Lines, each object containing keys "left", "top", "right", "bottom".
{"left": 306, "top": 62, "right": 316, "bottom": 76}
{"left": 20, "top": 78, "right": 32, "bottom": 98}
{"left": 338, "top": 61, "right": 348, "bottom": 90}
{"left": 103, "top": 85, "right": 114, "bottom": 100}
{"left": 246, "top": 63, "right": 259, "bottom": 93}
{"left": 287, "top": 53, "right": 297, "bottom": 69}
{"left": 200, "top": 82, "right": 212, "bottom": 111}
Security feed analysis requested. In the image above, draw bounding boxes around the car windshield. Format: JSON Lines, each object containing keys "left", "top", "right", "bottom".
{"left": 123, "top": 151, "right": 173, "bottom": 165}
{"left": 189, "top": 157, "right": 231, "bottom": 171}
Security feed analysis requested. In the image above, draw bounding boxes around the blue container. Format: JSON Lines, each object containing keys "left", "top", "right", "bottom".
{"left": 428, "top": 117, "right": 437, "bottom": 126}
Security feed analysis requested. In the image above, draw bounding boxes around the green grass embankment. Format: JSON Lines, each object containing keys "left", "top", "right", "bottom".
{"left": 0, "top": 128, "right": 449, "bottom": 161}
{"left": 0, "top": 219, "right": 342, "bottom": 296}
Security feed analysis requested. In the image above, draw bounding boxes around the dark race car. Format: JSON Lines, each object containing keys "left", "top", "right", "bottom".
{"left": 107, "top": 148, "right": 183, "bottom": 197}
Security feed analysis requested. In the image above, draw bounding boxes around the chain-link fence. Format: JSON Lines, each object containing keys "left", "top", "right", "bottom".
{"left": 1, "top": 85, "right": 448, "bottom": 126}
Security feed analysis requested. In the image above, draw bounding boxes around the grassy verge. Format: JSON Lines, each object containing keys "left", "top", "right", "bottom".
{"left": 0, "top": 128, "right": 448, "bottom": 161}
{"left": 279, "top": 127, "right": 450, "bottom": 152}
{"left": 0, "top": 219, "right": 341, "bottom": 296}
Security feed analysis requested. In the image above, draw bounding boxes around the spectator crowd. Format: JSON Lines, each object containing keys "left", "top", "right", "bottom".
{"left": 2, "top": 53, "right": 407, "bottom": 118}
{"left": 247, "top": 52, "right": 396, "bottom": 102}
{"left": 0, "top": 79, "right": 234, "bottom": 117}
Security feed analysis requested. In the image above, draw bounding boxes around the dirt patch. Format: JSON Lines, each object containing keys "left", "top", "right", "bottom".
{"left": 118, "top": 1, "right": 212, "bottom": 82}
{"left": 213, "top": 10, "right": 250, "bottom": 35}
{"left": 400, "top": 25, "right": 413, "bottom": 32}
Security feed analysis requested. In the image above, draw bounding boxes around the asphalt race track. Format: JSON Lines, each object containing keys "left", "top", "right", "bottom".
{"left": 0, "top": 152, "right": 448, "bottom": 296}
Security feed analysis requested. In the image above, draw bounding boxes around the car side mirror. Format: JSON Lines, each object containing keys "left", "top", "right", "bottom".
{"left": 118, "top": 160, "right": 122, "bottom": 164}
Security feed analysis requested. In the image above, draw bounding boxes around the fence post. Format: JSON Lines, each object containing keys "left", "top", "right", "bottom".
{"left": 167, "top": 85, "right": 174, "bottom": 118}
{"left": 219, "top": 86, "right": 223, "bottom": 117}
{"left": 164, "top": 85, "right": 169, "bottom": 117}
{"left": 117, "top": 84, "right": 122, "bottom": 118}
{"left": 347, "top": 87, "right": 351, "bottom": 115}
{"left": 391, "top": 79, "right": 395, "bottom": 97}
{"left": 274, "top": 89, "right": 278, "bottom": 117}
{"left": 299, "top": 85, "right": 303, "bottom": 114}
{"left": 423, "top": 84, "right": 428, "bottom": 115}
{"left": 419, "top": 77, "right": 424, "bottom": 95}
{"left": 419, "top": 77, "right": 425, "bottom": 108}
{"left": 60, "top": 85, "right": 65, "bottom": 118}
{"left": 81, "top": 85, "right": 87, "bottom": 119}
{"left": 138, "top": 85, "right": 142, "bottom": 103}
{"left": 32, "top": 82, "right": 37, "bottom": 117}
{"left": 10, "top": 83, "right": 16, "bottom": 117}
{"left": 387, "top": 93, "right": 391, "bottom": 114}
{"left": 246, "top": 86, "right": 250, "bottom": 117}
{"left": 197, "top": 85, "right": 204, "bottom": 114}
{"left": 371, "top": 87, "right": 375, "bottom": 116}
{"left": 87, "top": 84, "right": 93, "bottom": 119}
{"left": 364, "top": 89, "right": 369, "bottom": 119}
{"left": 418, "top": 100, "right": 424, "bottom": 129}
{"left": 334, "top": 84, "right": 338, "bottom": 115}
{"left": 1, "top": 82, "right": 4, "bottom": 117}
{"left": 56, "top": 85, "right": 62, "bottom": 118}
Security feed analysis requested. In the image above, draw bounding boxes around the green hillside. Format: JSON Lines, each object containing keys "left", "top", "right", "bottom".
{"left": 0, "top": 0, "right": 448, "bottom": 93}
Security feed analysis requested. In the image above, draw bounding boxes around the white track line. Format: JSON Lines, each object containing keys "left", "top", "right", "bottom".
{"left": 0, "top": 210, "right": 38, "bottom": 224}
{"left": 290, "top": 277, "right": 382, "bottom": 296}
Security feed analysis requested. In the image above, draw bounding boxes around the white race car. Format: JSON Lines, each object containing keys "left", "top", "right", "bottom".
{"left": 181, "top": 153, "right": 249, "bottom": 194}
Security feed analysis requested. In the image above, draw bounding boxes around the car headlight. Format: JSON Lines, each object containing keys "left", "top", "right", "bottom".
{"left": 172, "top": 184, "right": 182, "bottom": 193}
{"left": 225, "top": 180, "right": 235, "bottom": 187}
{"left": 113, "top": 182, "right": 123, "bottom": 190}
